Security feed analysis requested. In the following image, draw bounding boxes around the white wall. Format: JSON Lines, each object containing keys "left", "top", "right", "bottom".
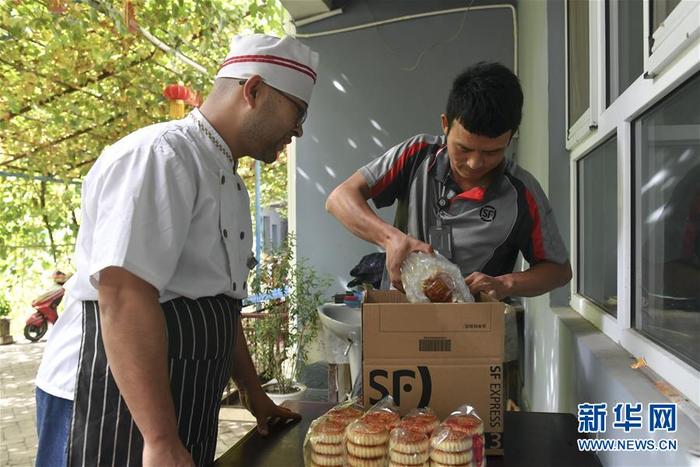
{"left": 515, "top": 0, "right": 562, "bottom": 413}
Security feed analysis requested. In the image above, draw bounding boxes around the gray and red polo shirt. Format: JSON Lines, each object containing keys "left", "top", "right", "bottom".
{"left": 360, "top": 134, "right": 569, "bottom": 277}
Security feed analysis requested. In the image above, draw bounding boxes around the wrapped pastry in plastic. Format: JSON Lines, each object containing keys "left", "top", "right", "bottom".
{"left": 398, "top": 407, "right": 439, "bottom": 437}
{"left": 341, "top": 396, "right": 400, "bottom": 466}
{"left": 359, "top": 395, "right": 401, "bottom": 431}
{"left": 430, "top": 405, "right": 486, "bottom": 467}
{"left": 388, "top": 427, "right": 429, "bottom": 466}
{"left": 326, "top": 403, "right": 364, "bottom": 426}
{"left": 345, "top": 419, "right": 390, "bottom": 466}
{"left": 303, "top": 399, "right": 364, "bottom": 466}
{"left": 305, "top": 417, "right": 347, "bottom": 466}
{"left": 400, "top": 252, "right": 474, "bottom": 303}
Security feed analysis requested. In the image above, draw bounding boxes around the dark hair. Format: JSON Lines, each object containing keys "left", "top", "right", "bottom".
{"left": 445, "top": 62, "right": 523, "bottom": 137}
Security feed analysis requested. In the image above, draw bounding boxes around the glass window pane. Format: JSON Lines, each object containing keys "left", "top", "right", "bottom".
{"left": 606, "top": 0, "right": 644, "bottom": 105}
{"left": 634, "top": 72, "right": 700, "bottom": 370}
{"left": 651, "top": 0, "right": 682, "bottom": 36}
{"left": 578, "top": 137, "right": 618, "bottom": 316}
{"left": 568, "top": 0, "right": 590, "bottom": 129}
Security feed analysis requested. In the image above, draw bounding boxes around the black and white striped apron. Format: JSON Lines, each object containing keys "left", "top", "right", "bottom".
{"left": 67, "top": 295, "right": 240, "bottom": 467}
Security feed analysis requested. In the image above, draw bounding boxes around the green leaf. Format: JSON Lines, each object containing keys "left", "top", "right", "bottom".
{"left": 0, "top": 0, "right": 289, "bottom": 327}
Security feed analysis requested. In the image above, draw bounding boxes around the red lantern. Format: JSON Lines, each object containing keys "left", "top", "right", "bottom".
{"left": 163, "top": 84, "right": 192, "bottom": 119}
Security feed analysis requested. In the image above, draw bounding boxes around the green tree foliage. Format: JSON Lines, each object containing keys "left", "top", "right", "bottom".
{"left": 0, "top": 175, "right": 80, "bottom": 331}
{"left": 0, "top": 0, "right": 290, "bottom": 330}
{"left": 249, "top": 236, "right": 330, "bottom": 392}
{"left": 1, "top": 0, "right": 287, "bottom": 177}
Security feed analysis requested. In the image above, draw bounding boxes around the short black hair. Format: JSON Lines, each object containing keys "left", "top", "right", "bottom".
{"left": 445, "top": 62, "right": 523, "bottom": 137}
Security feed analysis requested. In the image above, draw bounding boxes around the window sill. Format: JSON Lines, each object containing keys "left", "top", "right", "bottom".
{"left": 550, "top": 306, "right": 700, "bottom": 463}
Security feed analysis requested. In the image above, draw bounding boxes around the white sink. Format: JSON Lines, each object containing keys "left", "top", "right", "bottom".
{"left": 318, "top": 303, "right": 362, "bottom": 394}
{"left": 318, "top": 303, "right": 361, "bottom": 338}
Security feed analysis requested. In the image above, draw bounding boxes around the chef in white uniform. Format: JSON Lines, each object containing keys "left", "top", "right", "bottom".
{"left": 34, "top": 34, "right": 319, "bottom": 467}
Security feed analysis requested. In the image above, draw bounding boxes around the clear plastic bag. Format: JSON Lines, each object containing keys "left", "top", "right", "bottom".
{"left": 388, "top": 427, "right": 430, "bottom": 466}
{"left": 401, "top": 252, "right": 474, "bottom": 303}
{"left": 359, "top": 395, "right": 401, "bottom": 431}
{"left": 343, "top": 396, "right": 400, "bottom": 466}
{"left": 398, "top": 407, "right": 440, "bottom": 437}
{"left": 303, "top": 398, "right": 364, "bottom": 466}
{"left": 430, "top": 404, "right": 486, "bottom": 467}
{"left": 345, "top": 418, "right": 390, "bottom": 465}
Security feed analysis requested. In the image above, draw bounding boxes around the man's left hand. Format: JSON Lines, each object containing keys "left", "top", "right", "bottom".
{"left": 240, "top": 387, "right": 302, "bottom": 436}
{"left": 465, "top": 272, "right": 512, "bottom": 300}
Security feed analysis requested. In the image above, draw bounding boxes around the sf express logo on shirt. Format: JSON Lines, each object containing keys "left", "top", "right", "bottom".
{"left": 480, "top": 205, "right": 497, "bottom": 222}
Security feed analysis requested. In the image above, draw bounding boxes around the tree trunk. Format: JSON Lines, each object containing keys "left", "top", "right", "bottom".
{"left": 39, "top": 181, "right": 58, "bottom": 264}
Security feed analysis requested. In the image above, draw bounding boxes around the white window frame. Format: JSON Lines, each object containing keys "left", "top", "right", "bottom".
{"left": 570, "top": 129, "right": 621, "bottom": 342}
{"left": 565, "top": 0, "right": 604, "bottom": 148}
{"left": 569, "top": 0, "right": 700, "bottom": 406}
{"left": 645, "top": 0, "right": 700, "bottom": 77}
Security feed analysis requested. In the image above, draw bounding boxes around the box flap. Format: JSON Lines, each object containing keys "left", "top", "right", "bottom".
{"left": 364, "top": 290, "right": 409, "bottom": 303}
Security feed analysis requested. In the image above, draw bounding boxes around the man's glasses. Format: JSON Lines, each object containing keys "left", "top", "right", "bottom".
{"left": 239, "top": 79, "right": 307, "bottom": 127}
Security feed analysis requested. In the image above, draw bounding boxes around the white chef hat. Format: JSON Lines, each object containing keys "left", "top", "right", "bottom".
{"left": 216, "top": 34, "right": 320, "bottom": 104}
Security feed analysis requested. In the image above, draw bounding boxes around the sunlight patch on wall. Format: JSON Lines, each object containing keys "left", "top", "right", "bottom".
{"left": 332, "top": 80, "right": 346, "bottom": 93}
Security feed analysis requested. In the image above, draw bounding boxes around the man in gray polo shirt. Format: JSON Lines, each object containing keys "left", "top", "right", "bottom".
{"left": 326, "top": 62, "right": 572, "bottom": 299}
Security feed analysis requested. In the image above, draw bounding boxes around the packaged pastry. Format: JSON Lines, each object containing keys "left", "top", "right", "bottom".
{"left": 359, "top": 395, "right": 401, "bottom": 431}
{"left": 398, "top": 407, "right": 439, "bottom": 437}
{"left": 400, "top": 252, "right": 474, "bottom": 304}
{"left": 422, "top": 272, "right": 454, "bottom": 303}
{"left": 306, "top": 417, "right": 347, "bottom": 466}
{"left": 388, "top": 427, "right": 429, "bottom": 466}
{"left": 327, "top": 404, "right": 364, "bottom": 426}
{"left": 341, "top": 396, "right": 401, "bottom": 466}
{"left": 345, "top": 419, "right": 390, "bottom": 466}
{"left": 360, "top": 409, "right": 401, "bottom": 431}
{"left": 430, "top": 405, "right": 485, "bottom": 467}
{"left": 304, "top": 399, "right": 364, "bottom": 466}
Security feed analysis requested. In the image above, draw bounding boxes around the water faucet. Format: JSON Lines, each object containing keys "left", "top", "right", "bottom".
{"left": 343, "top": 338, "right": 353, "bottom": 356}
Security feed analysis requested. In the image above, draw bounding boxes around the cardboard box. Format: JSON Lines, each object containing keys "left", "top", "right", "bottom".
{"left": 362, "top": 290, "right": 505, "bottom": 455}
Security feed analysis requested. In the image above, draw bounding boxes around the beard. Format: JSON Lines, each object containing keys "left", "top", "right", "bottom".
{"left": 242, "top": 102, "right": 290, "bottom": 164}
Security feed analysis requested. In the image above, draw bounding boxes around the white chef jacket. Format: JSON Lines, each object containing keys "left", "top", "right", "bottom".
{"left": 36, "top": 109, "right": 253, "bottom": 400}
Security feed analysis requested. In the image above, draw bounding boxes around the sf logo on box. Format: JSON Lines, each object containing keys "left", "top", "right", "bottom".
{"left": 368, "top": 366, "right": 432, "bottom": 407}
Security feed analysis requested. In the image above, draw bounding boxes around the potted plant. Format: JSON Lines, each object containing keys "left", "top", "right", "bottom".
{"left": 249, "top": 236, "right": 330, "bottom": 404}
{"left": 0, "top": 295, "right": 14, "bottom": 345}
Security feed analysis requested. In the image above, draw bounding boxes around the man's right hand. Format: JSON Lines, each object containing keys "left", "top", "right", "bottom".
{"left": 325, "top": 171, "right": 433, "bottom": 290}
{"left": 384, "top": 231, "right": 433, "bottom": 291}
{"left": 142, "top": 438, "right": 194, "bottom": 467}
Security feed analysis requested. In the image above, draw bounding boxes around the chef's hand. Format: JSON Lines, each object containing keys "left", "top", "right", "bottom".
{"left": 465, "top": 272, "right": 512, "bottom": 300}
{"left": 385, "top": 231, "right": 433, "bottom": 292}
{"left": 240, "top": 386, "right": 301, "bottom": 436}
{"left": 142, "top": 438, "right": 194, "bottom": 467}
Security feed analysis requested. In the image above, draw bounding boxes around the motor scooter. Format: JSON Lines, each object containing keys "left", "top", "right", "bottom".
{"left": 24, "top": 271, "right": 67, "bottom": 342}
